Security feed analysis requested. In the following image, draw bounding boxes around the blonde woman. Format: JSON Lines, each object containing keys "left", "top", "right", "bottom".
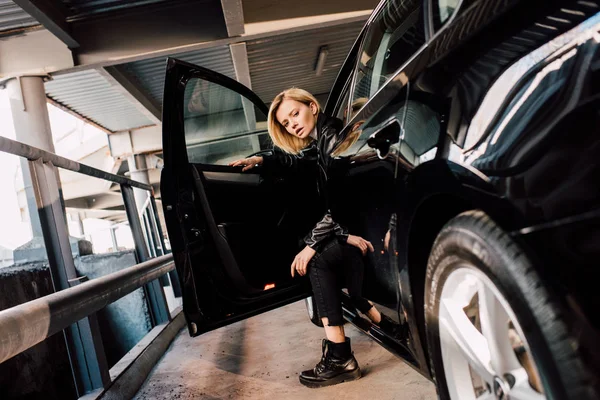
{"left": 230, "top": 88, "right": 399, "bottom": 388}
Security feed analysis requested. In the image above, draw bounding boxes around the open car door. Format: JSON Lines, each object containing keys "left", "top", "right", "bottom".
{"left": 161, "top": 58, "right": 312, "bottom": 336}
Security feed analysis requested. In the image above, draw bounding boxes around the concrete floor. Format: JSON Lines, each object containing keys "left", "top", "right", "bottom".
{"left": 134, "top": 301, "right": 437, "bottom": 400}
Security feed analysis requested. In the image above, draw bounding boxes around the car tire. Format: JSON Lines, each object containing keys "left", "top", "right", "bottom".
{"left": 305, "top": 296, "right": 323, "bottom": 327}
{"left": 424, "top": 210, "right": 596, "bottom": 400}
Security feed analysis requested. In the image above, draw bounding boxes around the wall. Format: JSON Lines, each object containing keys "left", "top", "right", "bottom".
{"left": 0, "top": 262, "right": 78, "bottom": 400}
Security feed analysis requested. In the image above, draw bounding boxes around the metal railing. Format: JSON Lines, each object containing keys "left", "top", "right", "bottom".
{"left": 0, "top": 254, "right": 174, "bottom": 364}
{"left": 0, "top": 135, "right": 180, "bottom": 397}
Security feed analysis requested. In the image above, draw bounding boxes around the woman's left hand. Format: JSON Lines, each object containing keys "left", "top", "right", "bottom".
{"left": 291, "top": 246, "right": 316, "bottom": 277}
{"left": 228, "top": 156, "right": 263, "bottom": 172}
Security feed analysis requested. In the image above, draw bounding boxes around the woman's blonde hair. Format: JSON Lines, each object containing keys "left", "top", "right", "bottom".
{"left": 267, "top": 88, "right": 320, "bottom": 154}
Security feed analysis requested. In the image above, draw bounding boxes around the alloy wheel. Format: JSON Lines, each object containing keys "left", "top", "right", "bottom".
{"left": 438, "top": 266, "right": 544, "bottom": 400}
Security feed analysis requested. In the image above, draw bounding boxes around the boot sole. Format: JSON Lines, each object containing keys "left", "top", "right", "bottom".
{"left": 299, "top": 368, "right": 361, "bottom": 388}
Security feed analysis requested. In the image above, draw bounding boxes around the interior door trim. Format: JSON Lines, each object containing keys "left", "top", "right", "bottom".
{"left": 191, "top": 166, "right": 261, "bottom": 296}
{"left": 203, "top": 171, "right": 261, "bottom": 186}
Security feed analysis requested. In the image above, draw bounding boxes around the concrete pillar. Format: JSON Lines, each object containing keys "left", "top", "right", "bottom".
{"left": 6, "top": 76, "right": 55, "bottom": 239}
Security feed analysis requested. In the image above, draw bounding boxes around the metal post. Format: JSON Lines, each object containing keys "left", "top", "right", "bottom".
{"left": 150, "top": 197, "right": 182, "bottom": 297}
{"left": 68, "top": 276, "right": 111, "bottom": 388}
{"left": 143, "top": 210, "right": 157, "bottom": 258}
{"left": 29, "top": 159, "right": 110, "bottom": 394}
{"left": 121, "top": 184, "right": 170, "bottom": 325}
{"left": 149, "top": 197, "right": 166, "bottom": 256}
{"left": 145, "top": 206, "right": 170, "bottom": 286}
{"left": 146, "top": 206, "right": 161, "bottom": 257}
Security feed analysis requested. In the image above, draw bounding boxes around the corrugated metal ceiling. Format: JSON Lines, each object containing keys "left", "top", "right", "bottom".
{"left": 247, "top": 21, "right": 364, "bottom": 103}
{"left": 121, "top": 21, "right": 364, "bottom": 113}
{"left": 45, "top": 69, "right": 154, "bottom": 132}
{"left": 121, "top": 45, "right": 236, "bottom": 108}
{"left": 0, "top": 0, "right": 39, "bottom": 33}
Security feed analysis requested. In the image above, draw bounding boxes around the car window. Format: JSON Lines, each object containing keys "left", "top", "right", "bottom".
{"left": 431, "top": 0, "right": 461, "bottom": 30}
{"left": 351, "top": 0, "right": 426, "bottom": 107}
{"left": 183, "top": 77, "right": 270, "bottom": 165}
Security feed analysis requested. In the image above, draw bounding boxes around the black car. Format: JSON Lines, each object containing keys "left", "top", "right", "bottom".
{"left": 160, "top": 0, "right": 600, "bottom": 398}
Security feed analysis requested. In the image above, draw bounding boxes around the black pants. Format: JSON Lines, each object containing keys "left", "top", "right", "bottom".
{"left": 308, "top": 239, "right": 373, "bottom": 326}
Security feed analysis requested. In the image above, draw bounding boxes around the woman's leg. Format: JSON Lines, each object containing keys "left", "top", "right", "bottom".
{"left": 308, "top": 240, "right": 346, "bottom": 338}
{"left": 365, "top": 303, "right": 382, "bottom": 324}
{"left": 301, "top": 240, "right": 361, "bottom": 388}
{"left": 342, "top": 244, "right": 380, "bottom": 320}
{"left": 321, "top": 318, "right": 345, "bottom": 343}
{"left": 342, "top": 243, "right": 403, "bottom": 336}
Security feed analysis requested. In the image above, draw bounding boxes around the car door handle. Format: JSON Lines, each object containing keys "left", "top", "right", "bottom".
{"left": 367, "top": 119, "right": 401, "bottom": 159}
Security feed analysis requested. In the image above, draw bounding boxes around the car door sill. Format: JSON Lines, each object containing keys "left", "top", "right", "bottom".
{"left": 341, "top": 301, "right": 424, "bottom": 377}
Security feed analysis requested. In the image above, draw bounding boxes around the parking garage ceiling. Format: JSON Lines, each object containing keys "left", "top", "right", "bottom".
{"left": 0, "top": 0, "right": 376, "bottom": 133}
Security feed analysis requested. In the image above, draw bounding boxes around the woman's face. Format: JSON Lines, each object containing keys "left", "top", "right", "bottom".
{"left": 275, "top": 99, "right": 318, "bottom": 139}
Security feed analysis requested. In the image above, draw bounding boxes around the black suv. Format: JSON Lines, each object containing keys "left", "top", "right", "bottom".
{"left": 161, "top": 0, "right": 600, "bottom": 398}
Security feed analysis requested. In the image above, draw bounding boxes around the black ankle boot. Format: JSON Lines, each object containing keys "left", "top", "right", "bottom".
{"left": 299, "top": 338, "right": 361, "bottom": 388}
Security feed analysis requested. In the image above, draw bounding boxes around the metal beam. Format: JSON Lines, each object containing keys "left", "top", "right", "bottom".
{"left": 98, "top": 66, "right": 162, "bottom": 125}
{"left": 12, "top": 0, "right": 79, "bottom": 48}
{"left": 221, "top": 0, "right": 245, "bottom": 37}
{"left": 52, "top": 11, "right": 371, "bottom": 76}
{"left": 230, "top": 42, "right": 259, "bottom": 149}
{"left": 0, "top": 29, "right": 74, "bottom": 79}
{"left": 70, "top": 1, "right": 228, "bottom": 67}
{"left": 230, "top": 43, "right": 252, "bottom": 89}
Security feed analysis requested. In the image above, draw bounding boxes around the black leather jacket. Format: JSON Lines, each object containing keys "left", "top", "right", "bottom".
{"left": 262, "top": 113, "right": 348, "bottom": 252}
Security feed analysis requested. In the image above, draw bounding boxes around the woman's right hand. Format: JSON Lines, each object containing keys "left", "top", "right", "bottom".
{"left": 228, "top": 156, "right": 263, "bottom": 171}
{"left": 347, "top": 234, "right": 374, "bottom": 256}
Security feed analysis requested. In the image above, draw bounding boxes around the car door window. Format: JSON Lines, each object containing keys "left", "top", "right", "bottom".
{"left": 351, "top": 0, "right": 426, "bottom": 107}
{"left": 184, "top": 77, "right": 270, "bottom": 165}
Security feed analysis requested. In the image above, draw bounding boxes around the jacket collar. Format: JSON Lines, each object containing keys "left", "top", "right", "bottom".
{"left": 316, "top": 112, "right": 343, "bottom": 138}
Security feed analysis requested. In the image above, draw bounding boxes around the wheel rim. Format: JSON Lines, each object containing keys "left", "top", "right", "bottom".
{"left": 438, "top": 266, "right": 545, "bottom": 400}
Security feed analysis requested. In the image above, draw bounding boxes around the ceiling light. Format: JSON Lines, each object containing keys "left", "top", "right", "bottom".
{"left": 314, "top": 46, "right": 329, "bottom": 77}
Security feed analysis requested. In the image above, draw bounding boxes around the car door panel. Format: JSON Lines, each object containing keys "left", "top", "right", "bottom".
{"left": 326, "top": 79, "right": 411, "bottom": 314}
{"left": 162, "top": 58, "right": 311, "bottom": 336}
{"left": 193, "top": 165, "right": 302, "bottom": 288}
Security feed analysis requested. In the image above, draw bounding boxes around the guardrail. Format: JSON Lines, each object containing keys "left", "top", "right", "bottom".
{"left": 0, "top": 136, "right": 152, "bottom": 190}
{"left": 0, "top": 135, "right": 181, "bottom": 397}
{"left": 0, "top": 254, "right": 174, "bottom": 364}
